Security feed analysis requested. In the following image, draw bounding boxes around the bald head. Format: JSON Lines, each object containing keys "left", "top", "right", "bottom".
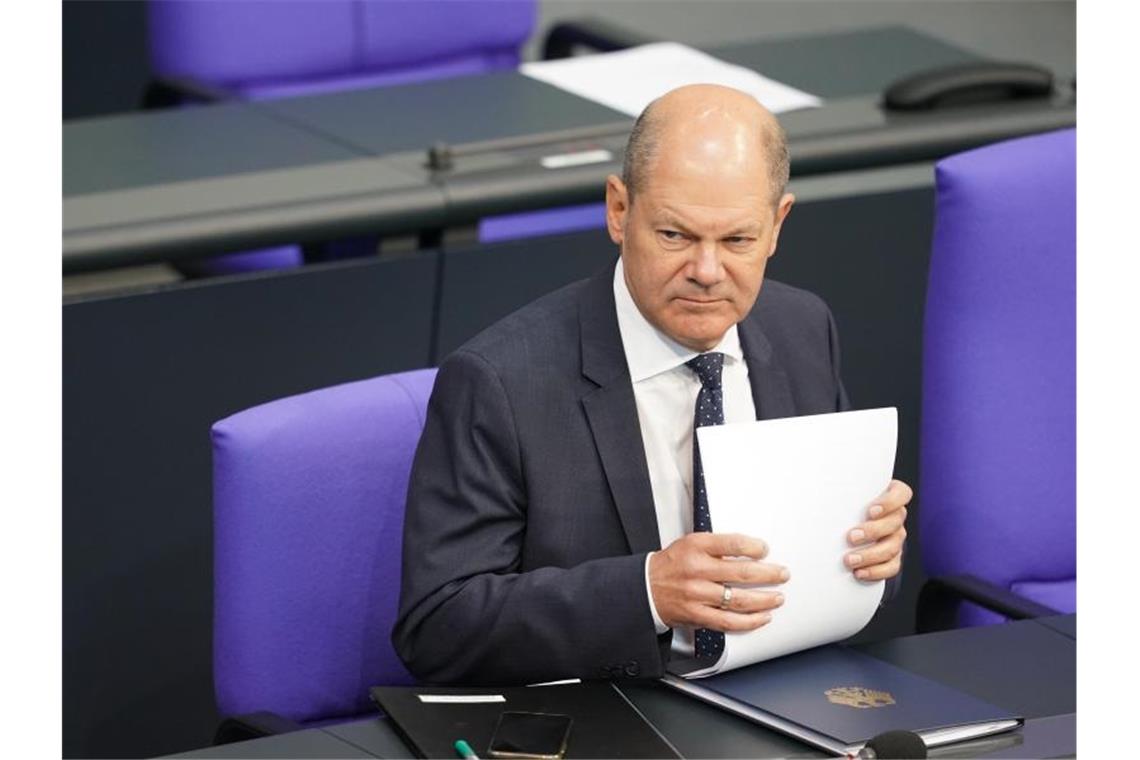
{"left": 621, "top": 84, "right": 789, "bottom": 207}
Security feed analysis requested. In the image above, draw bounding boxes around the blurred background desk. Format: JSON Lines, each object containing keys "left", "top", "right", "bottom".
{"left": 63, "top": 27, "right": 1072, "bottom": 273}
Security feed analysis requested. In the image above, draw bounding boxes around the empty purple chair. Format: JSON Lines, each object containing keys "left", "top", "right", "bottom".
{"left": 146, "top": 0, "right": 537, "bottom": 274}
{"left": 918, "top": 129, "right": 1075, "bottom": 630}
{"left": 211, "top": 368, "right": 437, "bottom": 735}
{"left": 148, "top": 0, "right": 536, "bottom": 101}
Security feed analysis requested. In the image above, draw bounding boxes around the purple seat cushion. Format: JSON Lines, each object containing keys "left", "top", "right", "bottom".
{"left": 149, "top": 1, "right": 358, "bottom": 85}
{"left": 478, "top": 202, "right": 607, "bottom": 244}
{"left": 920, "top": 129, "right": 1075, "bottom": 623}
{"left": 175, "top": 245, "right": 303, "bottom": 277}
{"left": 212, "top": 368, "right": 437, "bottom": 721}
{"left": 1010, "top": 579, "right": 1076, "bottom": 614}
{"left": 149, "top": 0, "right": 534, "bottom": 94}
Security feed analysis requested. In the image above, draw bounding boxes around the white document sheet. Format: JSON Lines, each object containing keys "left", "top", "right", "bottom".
{"left": 685, "top": 408, "right": 898, "bottom": 678}
{"left": 520, "top": 42, "right": 822, "bottom": 117}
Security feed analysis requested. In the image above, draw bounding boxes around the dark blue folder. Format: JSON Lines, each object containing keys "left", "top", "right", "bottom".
{"left": 664, "top": 645, "right": 1022, "bottom": 755}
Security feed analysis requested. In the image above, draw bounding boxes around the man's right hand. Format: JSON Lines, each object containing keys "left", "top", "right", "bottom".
{"left": 648, "top": 533, "right": 788, "bottom": 631}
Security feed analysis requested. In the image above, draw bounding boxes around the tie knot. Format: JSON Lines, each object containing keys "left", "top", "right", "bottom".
{"left": 686, "top": 352, "right": 725, "bottom": 389}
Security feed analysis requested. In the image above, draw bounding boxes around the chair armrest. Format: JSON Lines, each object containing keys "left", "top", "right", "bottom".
{"left": 213, "top": 710, "right": 305, "bottom": 745}
{"left": 917, "top": 574, "right": 1060, "bottom": 633}
{"left": 141, "top": 75, "right": 237, "bottom": 109}
{"left": 541, "top": 17, "right": 660, "bottom": 60}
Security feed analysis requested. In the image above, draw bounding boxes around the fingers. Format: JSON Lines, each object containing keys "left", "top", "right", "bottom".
{"left": 696, "top": 608, "right": 776, "bottom": 633}
{"left": 699, "top": 581, "right": 785, "bottom": 614}
{"left": 845, "top": 527, "right": 906, "bottom": 571}
{"left": 848, "top": 506, "right": 907, "bottom": 545}
{"left": 853, "top": 552, "right": 903, "bottom": 582}
{"left": 867, "top": 479, "right": 914, "bottom": 519}
{"left": 684, "top": 533, "right": 788, "bottom": 583}
{"left": 650, "top": 533, "right": 789, "bottom": 630}
{"left": 846, "top": 482, "right": 910, "bottom": 582}
{"left": 690, "top": 532, "right": 770, "bottom": 560}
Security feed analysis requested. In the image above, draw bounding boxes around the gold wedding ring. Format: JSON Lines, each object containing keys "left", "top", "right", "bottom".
{"left": 719, "top": 584, "right": 733, "bottom": 609}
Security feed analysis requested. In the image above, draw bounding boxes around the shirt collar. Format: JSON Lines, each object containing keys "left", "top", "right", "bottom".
{"left": 613, "top": 258, "right": 744, "bottom": 384}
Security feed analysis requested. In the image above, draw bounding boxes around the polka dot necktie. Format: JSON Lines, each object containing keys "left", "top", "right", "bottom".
{"left": 686, "top": 352, "right": 726, "bottom": 662}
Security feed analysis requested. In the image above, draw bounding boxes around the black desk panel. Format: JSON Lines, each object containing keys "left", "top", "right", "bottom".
{"left": 1035, "top": 614, "right": 1077, "bottom": 640}
{"left": 64, "top": 155, "right": 445, "bottom": 273}
{"left": 63, "top": 255, "right": 438, "bottom": 760}
{"left": 261, "top": 71, "right": 627, "bottom": 156}
{"left": 64, "top": 103, "right": 359, "bottom": 196}
{"left": 714, "top": 25, "right": 981, "bottom": 98}
{"left": 858, "top": 618, "right": 1076, "bottom": 719}
{"left": 166, "top": 729, "right": 374, "bottom": 759}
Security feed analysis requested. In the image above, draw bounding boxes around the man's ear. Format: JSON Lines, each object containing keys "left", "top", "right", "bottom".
{"left": 766, "top": 193, "right": 795, "bottom": 258}
{"left": 605, "top": 175, "right": 629, "bottom": 246}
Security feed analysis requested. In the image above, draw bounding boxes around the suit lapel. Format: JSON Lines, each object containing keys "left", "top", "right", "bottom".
{"left": 578, "top": 264, "right": 662, "bottom": 555}
{"left": 738, "top": 310, "right": 797, "bottom": 421}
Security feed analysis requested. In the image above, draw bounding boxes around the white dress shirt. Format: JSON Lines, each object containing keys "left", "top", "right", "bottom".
{"left": 612, "top": 259, "right": 757, "bottom": 655}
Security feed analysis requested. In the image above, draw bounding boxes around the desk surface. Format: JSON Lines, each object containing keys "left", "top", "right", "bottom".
{"left": 167, "top": 616, "right": 1076, "bottom": 759}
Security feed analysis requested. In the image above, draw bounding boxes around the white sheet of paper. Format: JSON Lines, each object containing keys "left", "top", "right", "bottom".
{"left": 685, "top": 408, "right": 898, "bottom": 678}
{"left": 520, "top": 42, "right": 821, "bottom": 117}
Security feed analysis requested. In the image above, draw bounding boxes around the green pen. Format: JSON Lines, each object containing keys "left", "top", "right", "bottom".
{"left": 454, "top": 739, "right": 481, "bottom": 760}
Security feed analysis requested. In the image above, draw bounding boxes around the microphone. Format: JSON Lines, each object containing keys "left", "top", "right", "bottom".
{"left": 853, "top": 730, "right": 927, "bottom": 759}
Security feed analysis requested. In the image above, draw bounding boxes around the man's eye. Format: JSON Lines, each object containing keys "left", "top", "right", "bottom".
{"left": 725, "top": 236, "right": 752, "bottom": 245}
{"left": 658, "top": 230, "right": 684, "bottom": 241}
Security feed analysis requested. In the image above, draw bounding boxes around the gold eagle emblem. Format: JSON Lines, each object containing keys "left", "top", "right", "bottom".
{"left": 825, "top": 686, "right": 896, "bottom": 709}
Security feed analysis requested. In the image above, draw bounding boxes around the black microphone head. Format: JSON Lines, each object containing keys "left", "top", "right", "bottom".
{"left": 865, "top": 730, "right": 927, "bottom": 758}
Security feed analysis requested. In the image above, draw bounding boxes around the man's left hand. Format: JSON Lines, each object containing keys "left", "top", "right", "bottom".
{"left": 845, "top": 479, "right": 912, "bottom": 581}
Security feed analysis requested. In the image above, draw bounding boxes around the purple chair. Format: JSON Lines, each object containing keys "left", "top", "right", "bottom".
{"left": 148, "top": 0, "right": 535, "bottom": 101}
{"left": 918, "top": 129, "right": 1075, "bottom": 630}
{"left": 210, "top": 368, "right": 437, "bottom": 739}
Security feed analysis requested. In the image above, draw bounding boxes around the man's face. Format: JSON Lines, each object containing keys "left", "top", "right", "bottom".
{"left": 606, "top": 155, "right": 794, "bottom": 352}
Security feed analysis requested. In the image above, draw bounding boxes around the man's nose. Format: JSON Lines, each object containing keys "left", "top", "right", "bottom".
{"left": 689, "top": 240, "right": 724, "bottom": 286}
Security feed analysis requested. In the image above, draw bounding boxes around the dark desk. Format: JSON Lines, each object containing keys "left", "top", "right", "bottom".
{"left": 167, "top": 617, "right": 1076, "bottom": 759}
{"left": 1034, "top": 614, "right": 1077, "bottom": 640}
{"left": 64, "top": 26, "right": 1074, "bottom": 273}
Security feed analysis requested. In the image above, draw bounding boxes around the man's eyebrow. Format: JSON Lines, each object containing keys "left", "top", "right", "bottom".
{"left": 654, "top": 212, "right": 696, "bottom": 233}
{"left": 723, "top": 223, "right": 763, "bottom": 237}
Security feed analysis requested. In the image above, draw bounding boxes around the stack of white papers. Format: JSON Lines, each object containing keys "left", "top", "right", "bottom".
{"left": 520, "top": 42, "right": 822, "bottom": 117}
{"left": 685, "top": 407, "right": 898, "bottom": 678}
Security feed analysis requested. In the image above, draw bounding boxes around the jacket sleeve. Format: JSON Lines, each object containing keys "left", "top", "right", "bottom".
{"left": 391, "top": 349, "right": 667, "bottom": 684}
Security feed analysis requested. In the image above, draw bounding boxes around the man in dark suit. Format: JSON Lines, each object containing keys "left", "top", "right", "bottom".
{"left": 392, "top": 84, "right": 910, "bottom": 685}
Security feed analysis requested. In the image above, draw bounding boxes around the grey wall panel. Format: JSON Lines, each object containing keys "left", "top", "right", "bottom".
{"left": 63, "top": 255, "right": 437, "bottom": 758}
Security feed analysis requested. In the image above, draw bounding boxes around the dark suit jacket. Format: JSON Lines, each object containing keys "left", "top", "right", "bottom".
{"left": 392, "top": 262, "right": 855, "bottom": 685}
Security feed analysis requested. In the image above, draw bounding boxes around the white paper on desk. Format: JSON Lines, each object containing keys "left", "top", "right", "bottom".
{"left": 520, "top": 42, "right": 821, "bottom": 117}
{"left": 685, "top": 408, "right": 897, "bottom": 678}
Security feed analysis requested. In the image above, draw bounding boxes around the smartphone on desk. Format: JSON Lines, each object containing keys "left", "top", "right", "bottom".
{"left": 487, "top": 711, "right": 573, "bottom": 759}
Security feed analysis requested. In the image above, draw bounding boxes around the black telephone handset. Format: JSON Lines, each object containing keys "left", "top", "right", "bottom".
{"left": 883, "top": 62, "right": 1054, "bottom": 111}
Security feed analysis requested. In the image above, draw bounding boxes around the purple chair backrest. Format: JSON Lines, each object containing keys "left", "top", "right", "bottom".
{"left": 212, "top": 368, "right": 437, "bottom": 722}
{"left": 148, "top": 0, "right": 535, "bottom": 98}
{"left": 920, "top": 129, "right": 1075, "bottom": 626}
